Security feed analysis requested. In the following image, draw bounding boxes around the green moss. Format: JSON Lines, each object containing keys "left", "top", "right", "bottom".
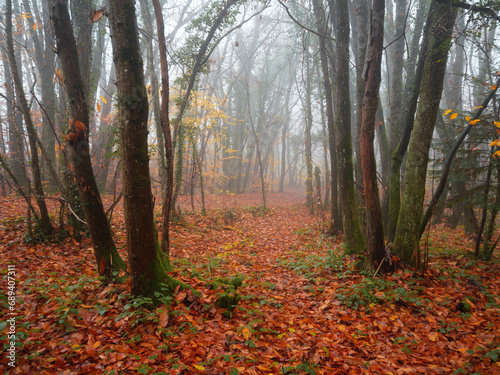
{"left": 216, "top": 291, "right": 241, "bottom": 311}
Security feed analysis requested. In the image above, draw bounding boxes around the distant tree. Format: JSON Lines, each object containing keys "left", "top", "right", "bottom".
{"left": 5, "top": 0, "right": 53, "bottom": 235}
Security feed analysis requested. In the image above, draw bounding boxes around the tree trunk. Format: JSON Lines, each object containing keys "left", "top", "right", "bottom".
{"left": 50, "top": 0, "right": 126, "bottom": 278}
{"left": 351, "top": 0, "right": 370, "bottom": 207}
{"left": 21, "top": 0, "right": 57, "bottom": 191}
{"left": 152, "top": 0, "right": 176, "bottom": 255}
{"left": 70, "top": 0, "right": 93, "bottom": 102}
{"left": 1, "top": 48, "right": 26, "bottom": 188}
{"left": 108, "top": 0, "right": 182, "bottom": 297}
{"left": 482, "top": 162, "right": 500, "bottom": 260}
{"left": 140, "top": 0, "right": 167, "bottom": 199}
{"left": 304, "top": 56, "right": 314, "bottom": 215}
{"left": 5, "top": 0, "right": 52, "bottom": 235}
{"left": 393, "top": 0, "right": 456, "bottom": 269}
{"left": 313, "top": 0, "right": 341, "bottom": 232}
{"left": 360, "top": 0, "right": 385, "bottom": 267}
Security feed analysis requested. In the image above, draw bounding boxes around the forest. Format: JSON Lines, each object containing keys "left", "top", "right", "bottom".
{"left": 0, "top": 0, "right": 500, "bottom": 373}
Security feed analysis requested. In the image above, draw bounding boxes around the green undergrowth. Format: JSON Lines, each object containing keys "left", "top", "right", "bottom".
{"left": 334, "top": 276, "right": 429, "bottom": 312}
{"left": 277, "top": 248, "right": 355, "bottom": 280}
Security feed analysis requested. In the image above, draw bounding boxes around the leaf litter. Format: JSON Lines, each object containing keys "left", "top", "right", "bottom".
{"left": 0, "top": 191, "right": 499, "bottom": 374}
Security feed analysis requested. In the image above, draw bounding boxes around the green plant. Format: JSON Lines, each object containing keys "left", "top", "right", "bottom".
{"left": 282, "top": 361, "right": 319, "bottom": 374}
{"left": 212, "top": 275, "right": 244, "bottom": 317}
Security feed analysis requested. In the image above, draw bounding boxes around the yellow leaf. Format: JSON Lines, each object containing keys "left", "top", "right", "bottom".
{"left": 443, "top": 109, "right": 453, "bottom": 116}
{"left": 474, "top": 106, "right": 484, "bottom": 110}
{"left": 338, "top": 324, "right": 346, "bottom": 331}
{"left": 494, "top": 121, "right": 500, "bottom": 128}
{"left": 495, "top": 151, "right": 500, "bottom": 156}
{"left": 242, "top": 327, "right": 251, "bottom": 339}
{"left": 33, "top": 22, "right": 37, "bottom": 31}
{"left": 100, "top": 95, "right": 107, "bottom": 104}
{"left": 492, "top": 85, "right": 498, "bottom": 90}
{"left": 450, "top": 113, "right": 458, "bottom": 120}
{"left": 490, "top": 140, "right": 499, "bottom": 147}
{"left": 80, "top": 304, "right": 93, "bottom": 309}
{"left": 469, "top": 119, "right": 480, "bottom": 125}
{"left": 428, "top": 332, "right": 439, "bottom": 341}
{"left": 193, "top": 364, "right": 205, "bottom": 371}
{"left": 96, "top": 102, "right": 101, "bottom": 113}
{"left": 465, "top": 116, "right": 471, "bottom": 121}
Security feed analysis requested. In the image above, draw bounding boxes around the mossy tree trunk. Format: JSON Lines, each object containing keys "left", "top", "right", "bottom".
{"left": 108, "top": 0, "right": 181, "bottom": 297}
{"left": 393, "top": 0, "right": 456, "bottom": 269}
{"left": 336, "top": 0, "right": 365, "bottom": 255}
{"left": 50, "top": 0, "right": 126, "bottom": 278}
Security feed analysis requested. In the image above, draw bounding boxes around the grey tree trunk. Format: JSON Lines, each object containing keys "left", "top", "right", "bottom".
{"left": 1, "top": 48, "right": 26, "bottom": 188}
{"left": 304, "top": 55, "right": 314, "bottom": 214}
{"left": 5, "top": 0, "right": 53, "bottom": 235}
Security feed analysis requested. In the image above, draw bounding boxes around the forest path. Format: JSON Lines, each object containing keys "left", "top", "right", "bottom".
{"left": 0, "top": 191, "right": 498, "bottom": 374}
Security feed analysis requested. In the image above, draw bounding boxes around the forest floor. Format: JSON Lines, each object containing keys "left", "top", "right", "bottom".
{"left": 1, "top": 190, "right": 499, "bottom": 375}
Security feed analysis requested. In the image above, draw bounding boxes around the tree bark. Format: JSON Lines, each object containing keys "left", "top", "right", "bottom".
{"left": 140, "top": 0, "right": 167, "bottom": 198}
{"left": 152, "top": 0, "right": 175, "bottom": 256}
{"left": 1, "top": 47, "right": 26, "bottom": 188}
{"left": 393, "top": 0, "right": 456, "bottom": 269}
{"left": 22, "top": 0, "right": 57, "bottom": 190}
{"left": 5, "top": 0, "right": 53, "bottom": 235}
{"left": 336, "top": 0, "right": 364, "bottom": 253}
{"left": 304, "top": 55, "right": 314, "bottom": 214}
{"left": 313, "top": 0, "right": 341, "bottom": 233}
{"left": 50, "top": 0, "right": 126, "bottom": 278}
{"left": 108, "top": 0, "right": 182, "bottom": 297}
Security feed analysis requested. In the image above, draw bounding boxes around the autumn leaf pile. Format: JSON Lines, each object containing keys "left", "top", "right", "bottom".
{"left": 1, "top": 192, "right": 499, "bottom": 374}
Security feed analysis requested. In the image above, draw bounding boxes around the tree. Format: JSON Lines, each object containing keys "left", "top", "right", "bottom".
{"left": 334, "top": 0, "right": 364, "bottom": 254}
{"left": 393, "top": 0, "right": 457, "bottom": 269}
{"left": 312, "top": 0, "right": 341, "bottom": 232}
{"left": 152, "top": 0, "right": 175, "bottom": 254}
{"left": 5, "top": 0, "right": 53, "bottom": 235}
{"left": 50, "top": 0, "right": 126, "bottom": 278}
{"left": 107, "top": 0, "right": 182, "bottom": 297}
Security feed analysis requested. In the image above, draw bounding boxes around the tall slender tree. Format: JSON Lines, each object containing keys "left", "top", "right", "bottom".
{"left": 108, "top": 0, "right": 182, "bottom": 296}
{"left": 393, "top": 0, "right": 457, "bottom": 269}
{"left": 335, "top": 0, "right": 365, "bottom": 254}
{"left": 50, "top": 0, "right": 126, "bottom": 278}
{"left": 5, "top": 0, "right": 53, "bottom": 235}
{"left": 360, "top": 0, "right": 385, "bottom": 266}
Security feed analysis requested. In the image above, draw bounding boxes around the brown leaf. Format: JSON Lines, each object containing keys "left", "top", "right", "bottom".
{"left": 90, "top": 9, "right": 105, "bottom": 23}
